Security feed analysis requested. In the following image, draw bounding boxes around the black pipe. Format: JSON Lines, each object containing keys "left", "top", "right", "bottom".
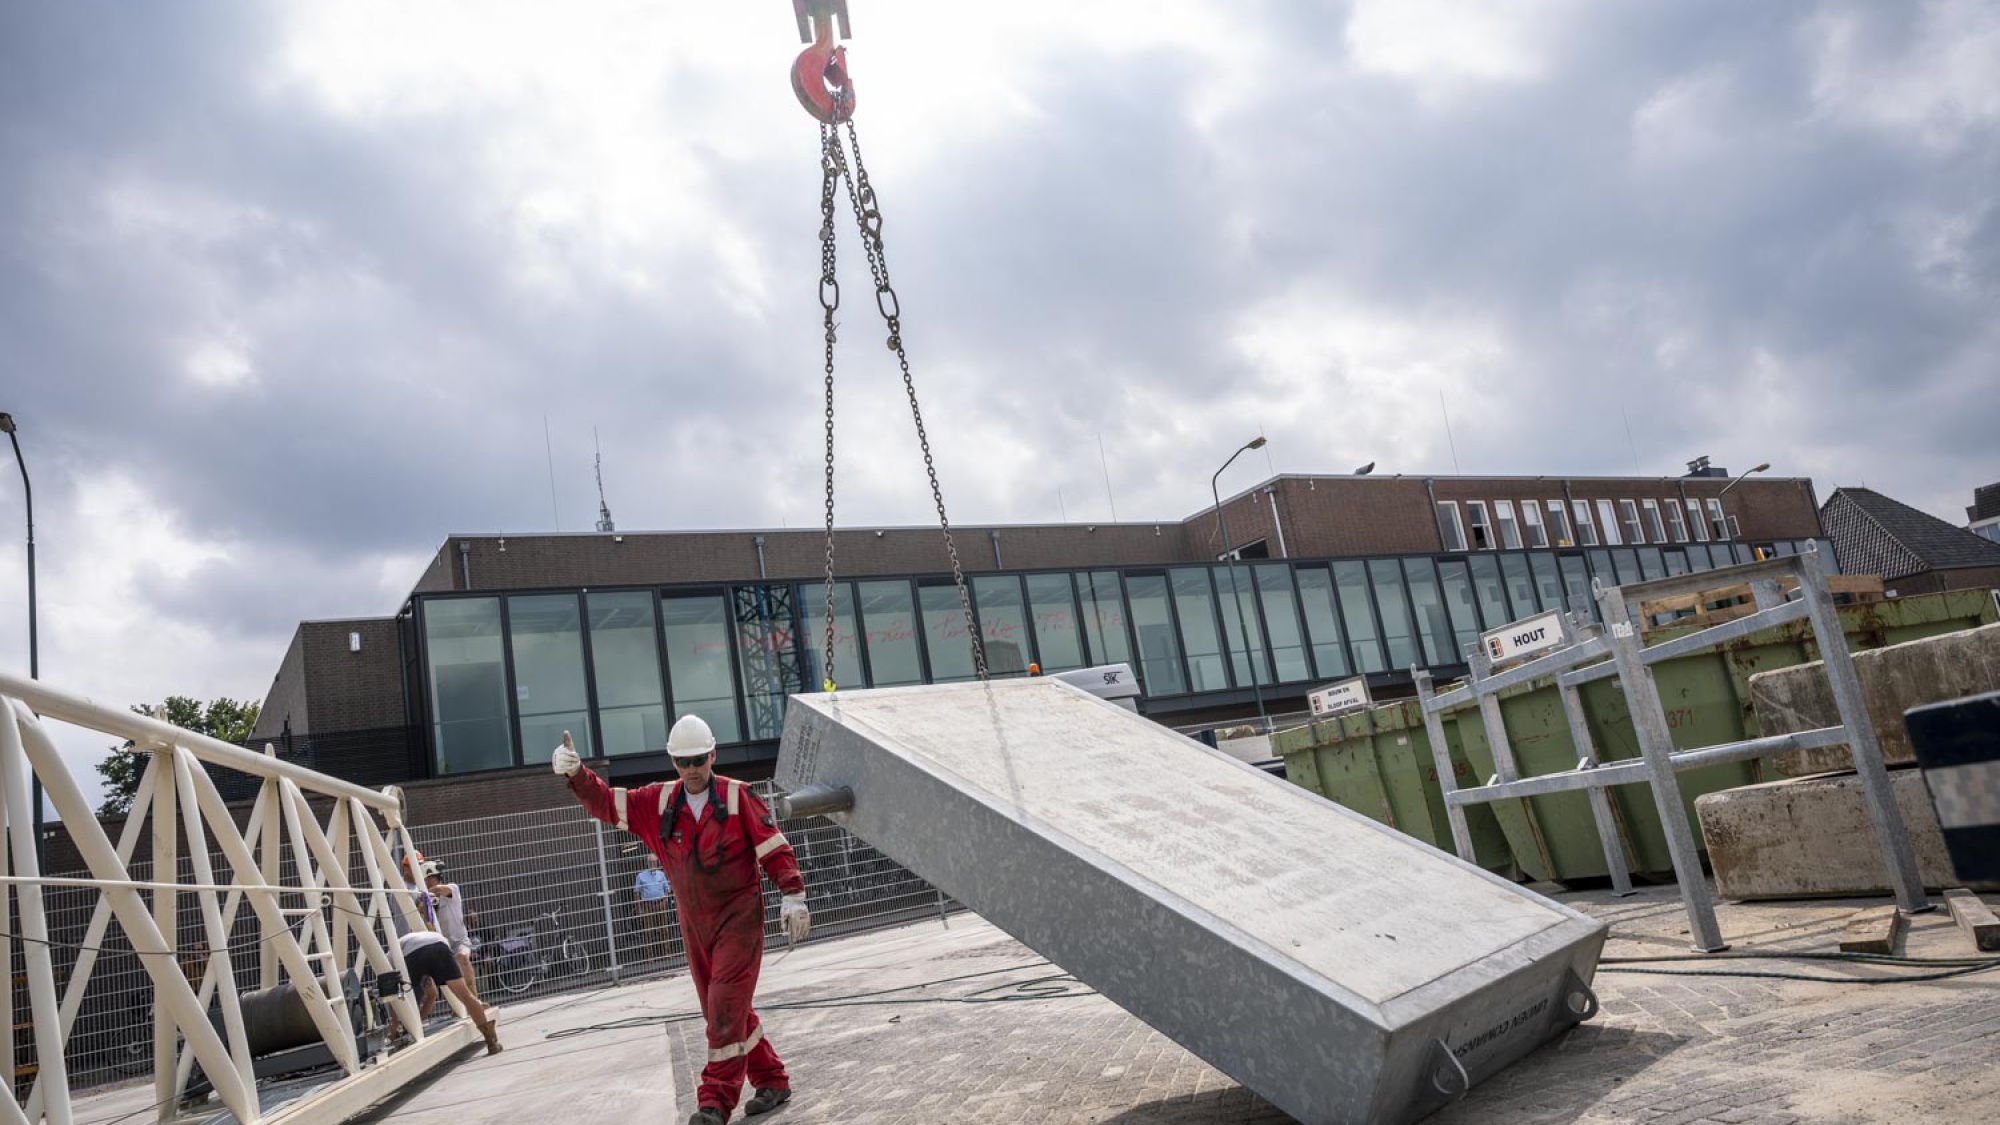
{"left": 4, "top": 416, "right": 42, "bottom": 863}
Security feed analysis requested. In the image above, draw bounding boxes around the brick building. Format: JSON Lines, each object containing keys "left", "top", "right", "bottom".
{"left": 253, "top": 467, "right": 1828, "bottom": 801}
{"left": 1822, "top": 486, "right": 2000, "bottom": 597}
{"left": 1968, "top": 482, "right": 2000, "bottom": 544}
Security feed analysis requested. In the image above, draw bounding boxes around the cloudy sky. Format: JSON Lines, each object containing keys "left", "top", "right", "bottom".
{"left": 2, "top": 1, "right": 1997, "bottom": 807}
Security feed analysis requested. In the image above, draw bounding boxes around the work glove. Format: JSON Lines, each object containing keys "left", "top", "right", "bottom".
{"left": 780, "top": 894, "right": 810, "bottom": 944}
{"left": 552, "top": 731, "right": 580, "bottom": 777}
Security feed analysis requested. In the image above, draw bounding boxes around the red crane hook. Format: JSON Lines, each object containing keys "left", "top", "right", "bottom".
{"left": 792, "top": 0, "right": 855, "bottom": 123}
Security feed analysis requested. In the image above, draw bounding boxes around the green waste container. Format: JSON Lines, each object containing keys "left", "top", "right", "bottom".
{"left": 1272, "top": 700, "right": 1515, "bottom": 873}
{"left": 1277, "top": 589, "right": 1998, "bottom": 885}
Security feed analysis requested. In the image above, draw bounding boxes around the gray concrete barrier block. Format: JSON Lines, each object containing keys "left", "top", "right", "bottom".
{"left": 779, "top": 679, "right": 1608, "bottom": 1125}
{"left": 1749, "top": 622, "right": 2000, "bottom": 777}
{"left": 1696, "top": 770, "right": 1987, "bottom": 900}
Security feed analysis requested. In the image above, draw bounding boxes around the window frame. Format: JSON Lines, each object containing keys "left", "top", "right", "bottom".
{"left": 660, "top": 586, "right": 749, "bottom": 747}
{"left": 1436, "top": 501, "right": 1468, "bottom": 552}
{"left": 1706, "top": 498, "right": 1730, "bottom": 540}
{"left": 1571, "top": 500, "right": 1600, "bottom": 547}
{"left": 1466, "top": 501, "right": 1493, "bottom": 550}
{"left": 855, "top": 578, "right": 925, "bottom": 688}
{"left": 1618, "top": 499, "right": 1646, "bottom": 545}
{"left": 584, "top": 588, "right": 671, "bottom": 758}
{"left": 1597, "top": 499, "right": 1624, "bottom": 546}
{"left": 1664, "top": 500, "right": 1689, "bottom": 543}
{"left": 1545, "top": 500, "right": 1573, "bottom": 547}
{"left": 1641, "top": 499, "right": 1668, "bottom": 544}
{"left": 1687, "top": 498, "right": 1710, "bottom": 542}
{"left": 1494, "top": 500, "right": 1525, "bottom": 550}
{"left": 1520, "top": 501, "right": 1549, "bottom": 548}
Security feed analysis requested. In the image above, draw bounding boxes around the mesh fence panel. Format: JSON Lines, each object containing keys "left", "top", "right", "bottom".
{"left": 14, "top": 781, "right": 954, "bottom": 1097}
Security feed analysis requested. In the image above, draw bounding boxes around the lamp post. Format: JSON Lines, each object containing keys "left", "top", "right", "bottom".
{"left": 1212, "top": 436, "right": 1271, "bottom": 734}
{"left": 1, "top": 412, "right": 41, "bottom": 859}
{"left": 1719, "top": 462, "right": 1770, "bottom": 540}
{"left": 1719, "top": 462, "right": 1770, "bottom": 497}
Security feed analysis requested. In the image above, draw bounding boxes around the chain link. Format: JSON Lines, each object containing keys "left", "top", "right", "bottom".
{"left": 833, "top": 118, "right": 987, "bottom": 680}
{"left": 818, "top": 121, "right": 845, "bottom": 691}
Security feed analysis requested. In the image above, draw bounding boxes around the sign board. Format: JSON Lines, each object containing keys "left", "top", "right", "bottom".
{"left": 1482, "top": 610, "right": 1568, "bottom": 665}
{"left": 1308, "top": 676, "right": 1371, "bottom": 717}
{"left": 1051, "top": 664, "right": 1141, "bottom": 710}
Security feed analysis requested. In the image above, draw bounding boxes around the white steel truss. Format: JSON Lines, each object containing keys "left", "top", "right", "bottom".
{"left": 0, "top": 671, "right": 493, "bottom": 1125}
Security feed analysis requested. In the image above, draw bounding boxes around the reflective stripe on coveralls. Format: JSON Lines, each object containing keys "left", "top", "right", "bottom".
{"left": 613, "top": 787, "right": 629, "bottom": 831}
{"left": 709, "top": 1025, "right": 765, "bottom": 1062}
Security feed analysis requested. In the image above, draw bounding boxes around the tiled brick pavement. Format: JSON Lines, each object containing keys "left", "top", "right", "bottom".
{"left": 664, "top": 886, "right": 2000, "bottom": 1124}
{"left": 72, "top": 886, "right": 1992, "bottom": 1125}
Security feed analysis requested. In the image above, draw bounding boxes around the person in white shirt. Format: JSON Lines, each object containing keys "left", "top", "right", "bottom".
{"left": 388, "top": 928, "right": 501, "bottom": 1055}
{"left": 423, "top": 862, "right": 480, "bottom": 1000}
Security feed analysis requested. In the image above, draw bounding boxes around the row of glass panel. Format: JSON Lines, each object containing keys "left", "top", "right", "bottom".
{"left": 416, "top": 539, "right": 1831, "bottom": 776}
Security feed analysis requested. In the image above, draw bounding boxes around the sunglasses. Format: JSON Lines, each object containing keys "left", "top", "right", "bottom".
{"left": 673, "top": 755, "right": 713, "bottom": 768}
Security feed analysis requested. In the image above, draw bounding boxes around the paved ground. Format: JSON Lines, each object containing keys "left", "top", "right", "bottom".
{"left": 69, "top": 884, "right": 2000, "bottom": 1125}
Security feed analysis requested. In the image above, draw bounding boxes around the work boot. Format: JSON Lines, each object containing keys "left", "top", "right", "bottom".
{"left": 688, "top": 1108, "right": 726, "bottom": 1125}
{"left": 483, "top": 1027, "right": 503, "bottom": 1056}
{"left": 743, "top": 1087, "right": 792, "bottom": 1116}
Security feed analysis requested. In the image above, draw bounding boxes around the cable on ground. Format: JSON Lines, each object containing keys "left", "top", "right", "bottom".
{"left": 543, "top": 959, "right": 1092, "bottom": 1043}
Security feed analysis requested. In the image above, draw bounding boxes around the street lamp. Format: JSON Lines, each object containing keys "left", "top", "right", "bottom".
{"left": 1719, "top": 462, "right": 1771, "bottom": 540}
{"left": 1, "top": 412, "right": 41, "bottom": 858}
{"left": 1212, "top": 436, "right": 1271, "bottom": 735}
{"left": 1719, "top": 462, "right": 1770, "bottom": 497}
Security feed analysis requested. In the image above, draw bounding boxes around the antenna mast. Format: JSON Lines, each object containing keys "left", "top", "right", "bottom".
{"left": 593, "top": 426, "right": 616, "bottom": 533}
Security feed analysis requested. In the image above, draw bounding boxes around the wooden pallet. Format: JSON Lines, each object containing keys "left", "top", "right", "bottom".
{"left": 1641, "top": 574, "right": 1884, "bottom": 630}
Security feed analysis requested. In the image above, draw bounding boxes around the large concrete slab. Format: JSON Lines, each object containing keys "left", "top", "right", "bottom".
{"left": 776, "top": 679, "right": 1607, "bottom": 1125}
{"left": 1753, "top": 622, "right": 2000, "bottom": 777}
{"left": 1696, "top": 769, "right": 1984, "bottom": 899}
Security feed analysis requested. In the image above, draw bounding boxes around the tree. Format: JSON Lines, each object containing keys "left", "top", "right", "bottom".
{"left": 96, "top": 696, "right": 261, "bottom": 819}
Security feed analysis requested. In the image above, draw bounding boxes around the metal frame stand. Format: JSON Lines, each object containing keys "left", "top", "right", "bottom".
{"left": 1415, "top": 612, "right": 1635, "bottom": 896}
{"left": 1416, "top": 545, "right": 1929, "bottom": 953}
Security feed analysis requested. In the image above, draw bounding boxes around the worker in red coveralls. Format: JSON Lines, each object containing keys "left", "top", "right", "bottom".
{"left": 553, "top": 716, "right": 810, "bottom": 1125}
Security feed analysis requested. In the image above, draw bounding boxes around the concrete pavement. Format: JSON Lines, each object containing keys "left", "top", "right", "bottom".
{"left": 376, "top": 884, "right": 2000, "bottom": 1124}
{"left": 77, "top": 883, "right": 1999, "bottom": 1125}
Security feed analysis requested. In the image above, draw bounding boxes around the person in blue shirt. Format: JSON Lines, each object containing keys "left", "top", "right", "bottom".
{"left": 633, "top": 852, "right": 672, "bottom": 962}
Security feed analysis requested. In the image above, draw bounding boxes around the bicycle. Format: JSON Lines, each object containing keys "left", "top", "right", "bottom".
{"left": 473, "top": 906, "right": 589, "bottom": 996}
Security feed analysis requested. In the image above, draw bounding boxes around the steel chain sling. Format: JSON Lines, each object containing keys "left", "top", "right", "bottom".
{"left": 806, "top": 48, "right": 986, "bottom": 692}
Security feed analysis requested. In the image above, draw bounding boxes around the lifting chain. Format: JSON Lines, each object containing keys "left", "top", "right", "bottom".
{"left": 814, "top": 106, "right": 986, "bottom": 690}
{"left": 818, "top": 120, "right": 844, "bottom": 693}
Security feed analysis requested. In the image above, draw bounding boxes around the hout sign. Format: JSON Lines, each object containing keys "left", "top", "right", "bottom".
{"left": 1482, "top": 610, "right": 1569, "bottom": 665}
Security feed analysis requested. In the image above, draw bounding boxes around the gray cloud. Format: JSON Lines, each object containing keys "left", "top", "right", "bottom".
{"left": 1, "top": 0, "right": 1996, "bottom": 764}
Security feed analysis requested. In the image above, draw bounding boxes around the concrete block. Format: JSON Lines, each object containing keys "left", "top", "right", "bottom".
{"left": 1838, "top": 905, "right": 1902, "bottom": 954}
{"left": 1695, "top": 769, "right": 1988, "bottom": 900}
{"left": 778, "top": 679, "right": 1608, "bottom": 1125}
{"left": 1749, "top": 622, "right": 2000, "bottom": 777}
{"left": 1942, "top": 888, "right": 2000, "bottom": 952}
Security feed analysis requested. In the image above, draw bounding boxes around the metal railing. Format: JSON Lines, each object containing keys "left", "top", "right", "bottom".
{"left": 1412, "top": 546, "right": 1929, "bottom": 952}
{"left": 13, "top": 763, "right": 959, "bottom": 1109}
{"left": 1, "top": 671, "right": 459, "bottom": 1125}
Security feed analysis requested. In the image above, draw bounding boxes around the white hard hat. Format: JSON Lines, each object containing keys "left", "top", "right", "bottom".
{"left": 665, "top": 714, "right": 717, "bottom": 758}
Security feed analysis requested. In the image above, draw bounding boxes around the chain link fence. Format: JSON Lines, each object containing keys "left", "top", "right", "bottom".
{"left": 11, "top": 783, "right": 956, "bottom": 1098}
